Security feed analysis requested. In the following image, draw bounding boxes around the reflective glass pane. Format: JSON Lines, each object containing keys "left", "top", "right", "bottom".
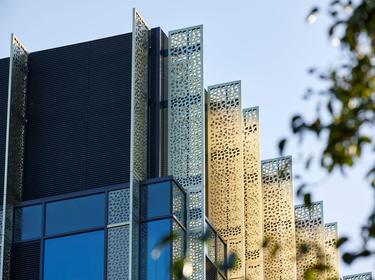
{"left": 172, "top": 182, "right": 186, "bottom": 226}
{"left": 217, "top": 236, "right": 226, "bottom": 276}
{"left": 206, "top": 222, "right": 216, "bottom": 262}
{"left": 140, "top": 219, "right": 172, "bottom": 280}
{"left": 43, "top": 230, "right": 104, "bottom": 280}
{"left": 14, "top": 205, "right": 42, "bottom": 241}
{"left": 141, "top": 182, "right": 171, "bottom": 220}
{"left": 172, "top": 219, "right": 185, "bottom": 264}
{"left": 206, "top": 257, "right": 217, "bottom": 280}
{"left": 45, "top": 194, "right": 105, "bottom": 235}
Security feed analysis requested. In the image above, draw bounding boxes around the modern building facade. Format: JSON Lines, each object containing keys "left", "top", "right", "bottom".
{"left": 0, "top": 8, "right": 371, "bottom": 280}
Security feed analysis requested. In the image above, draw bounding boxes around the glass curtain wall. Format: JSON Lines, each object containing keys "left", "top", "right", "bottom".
{"left": 11, "top": 183, "right": 129, "bottom": 280}
{"left": 140, "top": 178, "right": 186, "bottom": 280}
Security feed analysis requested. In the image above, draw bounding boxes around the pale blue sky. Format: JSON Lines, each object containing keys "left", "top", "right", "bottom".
{"left": 1, "top": 0, "right": 373, "bottom": 275}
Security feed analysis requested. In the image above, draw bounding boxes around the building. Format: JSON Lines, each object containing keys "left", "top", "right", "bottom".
{"left": 0, "top": 8, "right": 371, "bottom": 280}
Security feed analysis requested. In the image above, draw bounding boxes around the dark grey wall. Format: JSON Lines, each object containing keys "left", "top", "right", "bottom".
{"left": 148, "top": 28, "right": 168, "bottom": 179}
{"left": 24, "top": 34, "right": 132, "bottom": 199}
{"left": 11, "top": 241, "right": 40, "bottom": 280}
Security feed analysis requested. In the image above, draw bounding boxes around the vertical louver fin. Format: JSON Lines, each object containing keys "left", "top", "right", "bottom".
{"left": 168, "top": 25, "right": 205, "bottom": 279}
{"left": 243, "top": 106, "right": 263, "bottom": 280}
{"left": 325, "top": 222, "right": 340, "bottom": 279}
{"left": 130, "top": 8, "right": 149, "bottom": 280}
{"left": 207, "top": 81, "right": 245, "bottom": 279}
{"left": 262, "top": 156, "right": 297, "bottom": 280}
{"left": 295, "top": 201, "right": 326, "bottom": 279}
{"left": 1, "top": 34, "right": 29, "bottom": 280}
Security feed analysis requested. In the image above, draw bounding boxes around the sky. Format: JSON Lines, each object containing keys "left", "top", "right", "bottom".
{"left": 0, "top": 0, "right": 374, "bottom": 276}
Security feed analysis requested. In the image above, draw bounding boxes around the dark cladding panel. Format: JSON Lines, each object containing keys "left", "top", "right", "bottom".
{"left": 24, "top": 43, "right": 88, "bottom": 199}
{"left": 24, "top": 34, "right": 132, "bottom": 199}
{"left": 11, "top": 241, "right": 40, "bottom": 280}
{"left": 0, "top": 58, "right": 9, "bottom": 205}
{"left": 86, "top": 33, "right": 132, "bottom": 187}
{"left": 160, "top": 31, "right": 169, "bottom": 177}
{"left": 148, "top": 28, "right": 169, "bottom": 179}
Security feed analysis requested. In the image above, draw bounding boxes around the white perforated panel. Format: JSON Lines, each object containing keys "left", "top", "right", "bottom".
{"left": 343, "top": 272, "right": 373, "bottom": 280}
{"left": 168, "top": 25, "right": 205, "bottom": 280}
{"left": 107, "top": 225, "right": 130, "bottom": 280}
{"left": 1, "top": 34, "right": 28, "bottom": 280}
{"left": 130, "top": 9, "right": 149, "bottom": 280}
{"left": 262, "top": 157, "right": 297, "bottom": 280}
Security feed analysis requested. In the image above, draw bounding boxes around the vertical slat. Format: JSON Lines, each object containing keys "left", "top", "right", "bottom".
{"left": 207, "top": 81, "right": 245, "bottom": 279}
{"left": 325, "top": 222, "right": 340, "bottom": 280}
{"left": 295, "top": 201, "right": 326, "bottom": 279}
{"left": 1, "top": 34, "right": 29, "bottom": 280}
{"left": 343, "top": 272, "right": 373, "bottom": 280}
{"left": 130, "top": 8, "right": 149, "bottom": 280}
{"left": 262, "top": 156, "right": 297, "bottom": 280}
{"left": 243, "top": 107, "right": 263, "bottom": 279}
{"left": 168, "top": 25, "right": 205, "bottom": 279}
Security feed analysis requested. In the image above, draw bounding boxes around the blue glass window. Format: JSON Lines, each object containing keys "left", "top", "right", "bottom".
{"left": 140, "top": 219, "right": 172, "bottom": 280}
{"left": 172, "top": 182, "right": 186, "bottom": 226}
{"left": 45, "top": 194, "right": 105, "bottom": 235}
{"left": 141, "top": 181, "right": 171, "bottom": 220}
{"left": 43, "top": 230, "right": 104, "bottom": 280}
{"left": 14, "top": 204, "right": 42, "bottom": 241}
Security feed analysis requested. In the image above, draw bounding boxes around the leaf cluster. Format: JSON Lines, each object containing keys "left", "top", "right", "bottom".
{"left": 281, "top": 0, "right": 375, "bottom": 265}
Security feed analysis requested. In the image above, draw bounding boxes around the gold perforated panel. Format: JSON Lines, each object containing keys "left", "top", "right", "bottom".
{"left": 207, "top": 81, "right": 245, "bottom": 279}
{"left": 243, "top": 107, "right": 263, "bottom": 280}
{"left": 295, "top": 202, "right": 326, "bottom": 279}
{"left": 168, "top": 25, "right": 205, "bottom": 280}
{"left": 325, "top": 223, "right": 340, "bottom": 280}
{"left": 262, "top": 157, "right": 297, "bottom": 280}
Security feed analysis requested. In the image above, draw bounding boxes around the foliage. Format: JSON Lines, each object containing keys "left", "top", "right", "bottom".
{"left": 152, "top": 230, "right": 238, "bottom": 280}
{"left": 279, "top": 0, "right": 375, "bottom": 266}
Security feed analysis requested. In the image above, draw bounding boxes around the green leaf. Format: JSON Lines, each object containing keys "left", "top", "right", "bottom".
{"left": 278, "top": 138, "right": 287, "bottom": 155}
{"left": 304, "top": 193, "right": 312, "bottom": 206}
{"left": 342, "top": 252, "right": 356, "bottom": 264}
{"left": 335, "top": 237, "right": 349, "bottom": 248}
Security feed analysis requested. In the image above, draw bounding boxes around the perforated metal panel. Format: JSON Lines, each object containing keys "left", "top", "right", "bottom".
{"left": 207, "top": 81, "right": 245, "bottom": 279}
{"left": 325, "top": 223, "right": 340, "bottom": 280}
{"left": 243, "top": 107, "right": 263, "bottom": 280}
{"left": 262, "top": 157, "right": 297, "bottom": 280}
{"left": 295, "top": 201, "right": 325, "bottom": 279}
{"left": 343, "top": 272, "right": 373, "bottom": 280}
{"left": 107, "top": 225, "right": 130, "bottom": 280}
{"left": 168, "top": 25, "right": 205, "bottom": 280}
{"left": 108, "top": 188, "right": 130, "bottom": 226}
{"left": 1, "top": 34, "right": 28, "bottom": 280}
{"left": 129, "top": 9, "right": 149, "bottom": 280}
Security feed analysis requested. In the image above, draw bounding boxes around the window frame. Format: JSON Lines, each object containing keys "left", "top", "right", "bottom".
{"left": 13, "top": 182, "right": 129, "bottom": 280}
{"left": 139, "top": 176, "right": 187, "bottom": 226}
{"left": 42, "top": 229, "right": 106, "bottom": 280}
{"left": 139, "top": 177, "right": 187, "bottom": 279}
{"left": 44, "top": 192, "right": 106, "bottom": 237}
{"left": 12, "top": 177, "right": 186, "bottom": 280}
{"left": 13, "top": 203, "right": 43, "bottom": 243}
{"left": 205, "top": 218, "right": 228, "bottom": 279}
